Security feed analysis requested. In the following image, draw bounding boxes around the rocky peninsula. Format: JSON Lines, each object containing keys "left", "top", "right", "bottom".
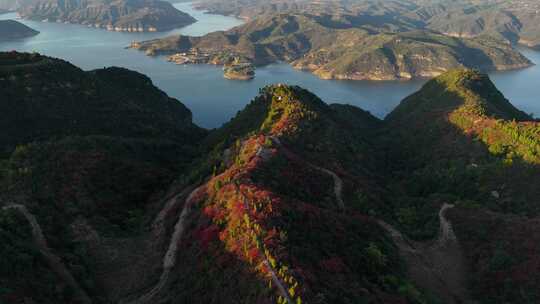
{"left": 130, "top": 13, "right": 532, "bottom": 81}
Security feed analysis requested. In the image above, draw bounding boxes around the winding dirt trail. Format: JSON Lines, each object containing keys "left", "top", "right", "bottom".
{"left": 268, "top": 136, "right": 468, "bottom": 303}
{"left": 127, "top": 186, "right": 203, "bottom": 304}
{"left": 438, "top": 203, "right": 458, "bottom": 244}
{"left": 125, "top": 135, "right": 463, "bottom": 304}
{"left": 378, "top": 204, "right": 469, "bottom": 304}
{"left": 2, "top": 204, "right": 92, "bottom": 304}
{"left": 310, "top": 153, "right": 468, "bottom": 302}
{"left": 269, "top": 136, "right": 344, "bottom": 211}
{"left": 151, "top": 186, "right": 197, "bottom": 241}
{"left": 310, "top": 165, "right": 345, "bottom": 211}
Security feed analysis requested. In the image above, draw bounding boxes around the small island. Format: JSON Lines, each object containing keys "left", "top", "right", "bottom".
{"left": 0, "top": 20, "right": 39, "bottom": 41}
{"left": 223, "top": 60, "right": 255, "bottom": 80}
{"left": 130, "top": 44, "right": 256, "bottom": 80}
{"left": 19, "top": 0, "right": 196, "bottom": 32}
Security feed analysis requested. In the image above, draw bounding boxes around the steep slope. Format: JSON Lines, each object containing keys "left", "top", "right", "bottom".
{"left": 424, "top": 2, "right": 540, "bottom": 49}
{"left": 0, "top": 52, "right": 204, "bottom": 156}
{"left": 19, "top": 0, "right": 196, "bottom": 32}
{"left": 1, "top": 73, "right": 432, "bottom": 303}
{"left": 387, "top": 69, "right": 536, "bottom": 164}
{"left": 142, "top": 84, "right": 429, "bottom": 304}
{"left": 0, "top": 20, "right": 39, "bottom": 40}
{"left": 162, "top": 81, "right": 537, "bottom": 303}
{"left": 132, "top": 13, "right": 531, "bottom": 81}
{"left": 383, "top": 69, "right": 540, "bottom": 303}
{"left": 3, "top": 50, "right": 540, "bottom": 304}
{"left": 0, "top": 52, "right": 205, "bottom": 303}
{"left": 384, "top": 69, "right": 540, "bottom": 218}
{"left": 293, "top": 30, "right": 531, "bottom": 80}
{"left": 193, "top": 0, "right": 421, "bottom": 22}
{"left": 193, "top": 0, "right": 540, "bottom": 49}
{"left": 448, "top": 206, "right": 540, "bottom": 303}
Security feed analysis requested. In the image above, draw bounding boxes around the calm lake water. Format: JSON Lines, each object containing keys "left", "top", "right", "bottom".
{"left": 1, "top": 2, "right": 539, "bottom": 128}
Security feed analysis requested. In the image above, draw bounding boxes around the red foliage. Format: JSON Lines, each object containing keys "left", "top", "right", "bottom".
{"left": 203, "top": 205, "right": 217, "bottom": 218}
{"left": 247, "top": 247, "right": 260, "bottom": 261}
{"left": 194, "top": 134, "right": 305, "bottom": 301}
{"left": 231, "top": 200, "right": 246, "bottom": 218}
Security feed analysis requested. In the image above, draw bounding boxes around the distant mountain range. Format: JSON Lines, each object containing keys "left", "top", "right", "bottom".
{"left": 132, "top": 13, "right": 532, "bottom": 81}
{"left": 1, "top": 51, "right": 539, "bottom": 303}
{"left": 5, "top": 0, "right": 540, "bottom": 48}
{"left": 0, "top": 20, "right": 39, "bottom": 40}
{"left": 17, "top": 0, "right": 196, "bottom": 32}
{"left": 195, "top": 0, "right": 540, "bottom": 49}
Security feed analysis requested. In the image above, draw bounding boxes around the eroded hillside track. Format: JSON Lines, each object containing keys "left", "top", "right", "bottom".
{"left": 270, "top": 135, "right": 469, "bottom": 304}
{"left": 125, "top": 186, "right": 204, "bottom": 304}
{"left": 2, "top": 204, "right": 92, "bottom": 304}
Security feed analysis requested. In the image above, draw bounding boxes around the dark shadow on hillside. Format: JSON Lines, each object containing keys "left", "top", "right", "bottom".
{"left": 165, "top": 201, "right": 280, "bottom": 304}
{"left": 384, "top": 73, "right": 540, "bottom": 215}
{"left": 382, "top": 72, "right": 540, "bottom": 303}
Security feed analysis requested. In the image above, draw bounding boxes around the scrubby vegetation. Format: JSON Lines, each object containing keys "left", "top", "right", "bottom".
{"left": 384, "top": 69, "right": 540, "bottom": 302}
{"left": 449, "top": 207, "right": 540, "bottom": 303}
{"left": 133, "top": 13, "right": 531, "bottom": 81}
{"left": 2, "top": 52, "right": 539, "bottom": 303}
{"left": 0, "top": 209, "right": 55, "bottom": 302}
{"left": 385, "top": 69, "right": 540, "bottom": 217}
{"left": 194, "top": 0, "right": 540, "bottom": 49}
{"left": 0, "top": 52, "right": 205, "bottom": 303}
{"left": 173, "top": 133, "right": 423, "bottom": 303}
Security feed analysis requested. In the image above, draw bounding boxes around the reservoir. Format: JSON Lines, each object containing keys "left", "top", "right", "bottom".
{"left": 1, "top": 2, "right": 539, "bottom": 128}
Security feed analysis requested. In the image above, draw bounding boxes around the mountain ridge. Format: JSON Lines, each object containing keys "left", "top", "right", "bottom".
{"left": 193, "top": 0, "right": 540, "bottom": 49}
{"left": 1, "top": 52, "right": 540, "bottom": 303}
{"left": 131, "top": 13, "right": 532, "bottom": 81}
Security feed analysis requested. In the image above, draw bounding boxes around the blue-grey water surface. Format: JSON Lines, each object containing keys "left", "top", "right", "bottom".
{"left": 1, "top": 2, "right": 539, "bottom": 128}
